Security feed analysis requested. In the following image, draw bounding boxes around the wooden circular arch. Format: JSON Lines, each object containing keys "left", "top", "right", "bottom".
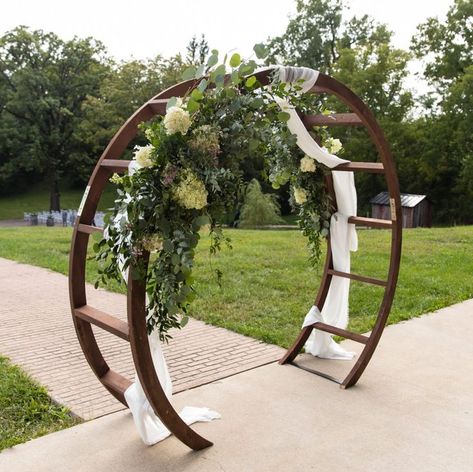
{"left": 69, "top": 69, "right": 402, "bottom": 450}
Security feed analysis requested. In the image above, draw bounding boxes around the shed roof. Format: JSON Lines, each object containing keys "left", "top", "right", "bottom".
{"left": 370, "top": 192, "right": 427, "bottom": 208}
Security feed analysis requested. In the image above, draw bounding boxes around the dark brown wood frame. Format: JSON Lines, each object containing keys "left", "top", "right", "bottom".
{"left": 68, "top": 69, "right": 402, "bottom": 450}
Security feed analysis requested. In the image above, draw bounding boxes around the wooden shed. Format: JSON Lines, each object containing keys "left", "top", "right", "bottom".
{"left": 370, "top": 192, "right": 432, "bottom": 228}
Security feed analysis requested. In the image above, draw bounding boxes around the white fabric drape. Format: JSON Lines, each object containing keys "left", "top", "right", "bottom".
{"left": 277, "top": 66, "right": 358, "bottom": 360}
{"left": 109, "top": 160, "right": 220, "bottom": 446}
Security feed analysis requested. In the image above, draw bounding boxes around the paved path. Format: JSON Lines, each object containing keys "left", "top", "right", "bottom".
{"left": 1, "top": 299, "right": 472, "bottom": 471}
{"left": 0, "top": 257, "right": 283, "bottom": 420}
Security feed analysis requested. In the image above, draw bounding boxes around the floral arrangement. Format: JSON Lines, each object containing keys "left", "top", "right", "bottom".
{"left": 94, "top": 46, "right": 343, "bottom": 341}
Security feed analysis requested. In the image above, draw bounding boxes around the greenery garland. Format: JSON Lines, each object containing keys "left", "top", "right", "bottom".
{"left": 94, "top": 46, "right": 344, "bottom": 341}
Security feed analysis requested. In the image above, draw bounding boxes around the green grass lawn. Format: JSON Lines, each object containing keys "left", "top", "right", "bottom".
{"left": 0, "top": 185, "right": 117, "bottom": 220}
{"left": 0, "top": 226, "right": 471, "bottom": 347}
{"left": 0, "top": 356, "right": 79, "bottom": 451}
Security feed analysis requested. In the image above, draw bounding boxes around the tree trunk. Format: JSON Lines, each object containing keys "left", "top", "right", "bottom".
{"left": 49, "top": 179, "right": 61, "bottom": 212}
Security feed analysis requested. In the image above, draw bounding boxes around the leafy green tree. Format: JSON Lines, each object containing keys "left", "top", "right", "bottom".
{"left": 76, "top": 55, "right": 187, "bottom": 184}
{"left": 186, "top": 34, "right": 209, "bottom": 65}
{"left": 239, "top": 179, "right": 284, "bottom": 227}
{"left": 0, "top": 26, "right": 108, "bottom": 209}
{"left": 410, "top": 0, "right": 473, "bottom": 222}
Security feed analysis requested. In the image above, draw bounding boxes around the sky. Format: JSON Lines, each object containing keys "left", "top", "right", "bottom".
{"left": 0, "top": 0, "right": 454, "bottom": 92}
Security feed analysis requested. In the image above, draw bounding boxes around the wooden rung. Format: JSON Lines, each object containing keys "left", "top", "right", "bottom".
{"left": 312, "top": 322, "right": 369, "bottom": 344}
{"left": 101, "top": 369, "right": 132, "bottom": 395}
{"left": 333, "top": 162, "right": 384, "bottom": 173}
{"left": 74, "top": 305, "right": 129, "bottom": 342}
{"left": 348, "top": 216, "right": 393, "bottom": 229}
{"left": 77, "top": 223, "right": 103, "bottom": 234}
{"left": 148, "top": 99, "right": 169, "bottom": 115}
{"left": 328, "top": 269, "right": 387, "bottom": 287}
{"left": 100, "top": 159, "right": 131, "bottom": 173}
{"left": 303, "top": 113, "right": 363, "bottom": 127}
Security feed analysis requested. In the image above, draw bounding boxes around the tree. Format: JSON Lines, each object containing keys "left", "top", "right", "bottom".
{"left": 239, "top": 179, "right": 284, "bottom": 227}
{"left": 0, "top": 27, "right": 108, "bottom": 209}
{"left": 186, "top": 34, "right": 209, "bottom": 65}
{"left": 410, "top": 0, "right": 473, "bottom": 222}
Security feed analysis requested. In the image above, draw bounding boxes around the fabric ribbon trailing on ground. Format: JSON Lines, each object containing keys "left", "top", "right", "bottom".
{"left": 108, "top": 160, "right": 220, "bottom": 446}
{"left": 277, "top": 66, "right": 358, "bottom": 360}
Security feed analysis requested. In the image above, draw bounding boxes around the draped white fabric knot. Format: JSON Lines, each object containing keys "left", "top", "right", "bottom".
{"left": 276, "top": 66, "right": 358, "bottom": 360}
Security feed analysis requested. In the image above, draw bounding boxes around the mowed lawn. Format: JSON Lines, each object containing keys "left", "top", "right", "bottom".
{"left": 0, "top": 356, "right": 79, "bottom": 451}
{"left": 0, "top": 226, "right": 472, "bottom": 347}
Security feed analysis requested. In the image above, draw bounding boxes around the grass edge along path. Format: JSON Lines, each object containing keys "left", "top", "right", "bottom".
{"left": 0, "top": 355, "right": 79, "bottom": 452}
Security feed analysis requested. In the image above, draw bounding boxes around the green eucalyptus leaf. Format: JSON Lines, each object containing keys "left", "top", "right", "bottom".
{"left": 245, "top": 76, "right": 257, "bottom": 88}
{"left": 207, "top": 53, "right": 218, "bottom": 68}
{"left": 191, "top": 88, "right": 203, "bottom": 101}
{"left": 253, "top": 43, "right": 268, "bottom": 59}
{"left": 166, "top": 96, "right": 177, "bottom": 110}
{"left": 195, "top": 63, "right": 206, "bottom": 78}
{"left": 182, "top": 66, "right": 196, "bottom": 80}
{"left": 229, "top": 53, "right": 241, "bottom": 67}
{"left": 277, "top": 111, "right": 291, "bottom": 122}
{"left": 187, "top": 99, "right": 200, "bottom": 113}
{"left": 180, "top": 315, "right": 189, "bottom": 327}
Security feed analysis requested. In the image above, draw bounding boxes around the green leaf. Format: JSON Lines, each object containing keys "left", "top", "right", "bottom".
{"left": 195, "top": 64, "right": 206, "bottom": 78}
{"left": 166, "top": 96, "right": 178, "bottom": 110}
{"left": 231, "top": 70, "right": 240, "bottom": 85}
{"left": 277, "top": 111, "right": 291, "bottom": 122}
{"left": 191, "top": 88, "right": 203, "bottom": 101}
{"left": 253, "top": 43, "right": 268, "bottom": 59}
{"left": 245, "top": 76, "right": 257, "bottom": 88}
{"left": 229, "top": 53, "right": 241, "bottom": 68}
{"left": 180, "top": 315, "right": 189, "bottom": 327}
{"left": 163, "top": 239, "right": 174, "bottom": 252}
{"left": 187, "top": 99, "right": 200, "bottom": 113}
{"left": 182, "top": 66, "right": 196, "bottom": 80}
{"left": 207, "top": 53, "right": 219, "bottom": 68}
{"left": 197, "top": 78, "right": 208, "bottom": 93}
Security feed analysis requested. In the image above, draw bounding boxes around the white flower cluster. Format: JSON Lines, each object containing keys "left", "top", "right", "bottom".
{"left": 133, "top": 145, "right": 154, "bottom": 168}
{"left": 300, "top": 155, "right": 317, "bottom": 173}
{"left": 142, "top": 234, "right": 164, "bottom": 253}
{"left": 325, "top": 137, "right": 343, "bottom": 155}
{"left": 163, "top": 105, "right": 191, "bottom": 135}
{"left": 173, "top": 171, "right": 208, "bottom": 210}
{"left": 294, "top": 187, "right": 308, "bottom": 205}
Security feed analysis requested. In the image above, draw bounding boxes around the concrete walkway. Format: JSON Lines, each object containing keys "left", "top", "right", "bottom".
{"left": 1, "top": 298, "right": 472, "bottom": 471}
{"left": 0, "top": 257, "right": 283, "bottom": 419}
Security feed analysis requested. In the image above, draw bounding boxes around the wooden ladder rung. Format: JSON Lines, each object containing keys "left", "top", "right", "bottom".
{"left": 74, "top": 305, "right": 129, "bottom": 341}
{"left": 148, "top": 99, "right": 169, "bottom": 115}
{"left": 101, "top": 369, "right": 132, "bottom": 395}
{"left": 333, "top": 162, "right": 384, "bottom": 173}
{"left": 311, "top": 322, "right": 369, "bottom": 344}
{"left": 303, "top": 113, "right": 363, "bottom": 127}
{"left": 327, "top": 269, "right": 387, "bottom": 287}
{"left": 348, "top": 216, "right": 393, "bottom": 229}
{"left": 100, "top": 159, "right": 131, "bottom": 173}
{"left": 77, "top": 223, "right": 103, "bottom": 234}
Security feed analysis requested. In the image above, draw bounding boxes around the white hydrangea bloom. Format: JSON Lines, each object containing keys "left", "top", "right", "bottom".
{"left": 326, "top": 137, "right": 343, "bottom": 154}
{"left": 173, "top": 171, "right": 208, "bottom": 209}
{"left": 142, "top": 234, "right": 164, "bottom": 253}
{"left": 294, "top": 187, "right": 308, "bottom": 205}
{"left": 300, "top": 155, "right": 317, "bottom": 173}
{"left": 133, "top": 145, "right": 154, "bottom": 168}
{"left": 163, "top": 106, "right": 192, "bottom": 135}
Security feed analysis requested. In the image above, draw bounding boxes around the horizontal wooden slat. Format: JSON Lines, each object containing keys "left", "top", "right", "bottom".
{"left": 333, "top": 162, "right": 384, "bottom": 173}
{"left": 77, "top": 223, "right": 103, "bottom": 235}
{"left": 328, "top": 269, "right": 387, "bottom": 287}
{"left": 348, "top": 216, "right": 393, "bottom": 229}
{"left": 74, "top": 305, "right": 129, "bottom": 341}
{"left": 311, "top": 322, "right": 370, "bottom": 344}
{"left": 101, "top": 369, "right": 132, "bottom": 396}
{"left": 147, "top": 99, "right": 169, "bottom": 115}
{"left": 100, "top": 159, "right": 131, "bottom": 173}
{"left": 303, "top": 113, "right": 363, "bottom": 127}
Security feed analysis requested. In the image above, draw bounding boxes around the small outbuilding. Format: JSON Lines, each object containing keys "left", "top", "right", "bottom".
{"left": 370, "top": 192, "right": 432, "bottom": 228}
